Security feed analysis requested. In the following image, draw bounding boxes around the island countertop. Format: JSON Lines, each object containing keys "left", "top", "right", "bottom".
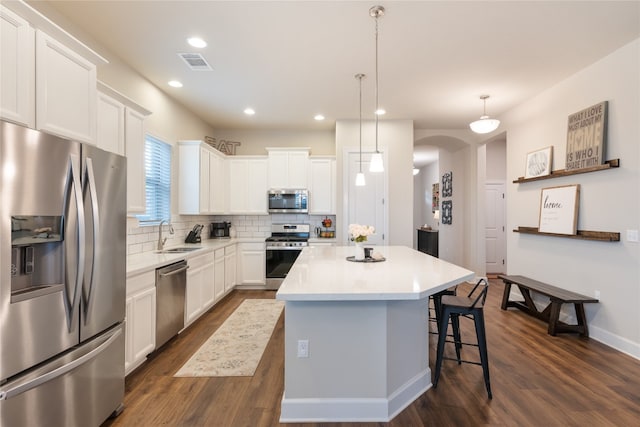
{"left": 276, "top": 245, "right": 475, "bottom": 301}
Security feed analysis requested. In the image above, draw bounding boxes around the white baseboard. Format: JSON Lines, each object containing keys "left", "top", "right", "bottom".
{"left": 279, "top": 369, "right": 431, "bottom": 423}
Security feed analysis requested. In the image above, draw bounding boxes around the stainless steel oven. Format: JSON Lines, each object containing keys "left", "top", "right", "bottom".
{"left": 265, "top": 224, "right": 309, "bottom": 290}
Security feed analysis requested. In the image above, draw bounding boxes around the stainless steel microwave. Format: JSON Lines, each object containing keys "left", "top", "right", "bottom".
{"left": 268, "top": 189, "right": 308, "bottom": 213}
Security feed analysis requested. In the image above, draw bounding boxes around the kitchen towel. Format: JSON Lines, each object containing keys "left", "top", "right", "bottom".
{"left": 174, "top": 299, "right": 284, "bottom": 377}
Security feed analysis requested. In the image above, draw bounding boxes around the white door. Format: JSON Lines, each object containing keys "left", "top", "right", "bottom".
{"left": 485, "top": 182, "right": 506, "bottom": 274}
{"left": 346, "top": 152, "right": 386, "bottom": 246}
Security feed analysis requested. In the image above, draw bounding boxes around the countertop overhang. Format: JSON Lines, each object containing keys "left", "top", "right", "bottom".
{"left": 276, "top": 246, "right": 475, "bottom": 301}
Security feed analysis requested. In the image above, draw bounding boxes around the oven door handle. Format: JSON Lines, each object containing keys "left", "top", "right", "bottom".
{"left": 266, "top": 246, "right": 306, "bottom": 251}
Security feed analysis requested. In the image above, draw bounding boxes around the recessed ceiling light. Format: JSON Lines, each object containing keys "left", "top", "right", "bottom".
{"left": 244, "top": 108, "right": 255, "bottom": 116}
{"left": 187, "top": 37, "right": 207, "bottom": 48}
{"left": 168, "top": 80, "right": 183, "bottom": 88}
{"left": 375, "top": 108, "right": 386, "bottom": 115}
{"left": 314, "top": 114, "right": 325, "bottom": 121}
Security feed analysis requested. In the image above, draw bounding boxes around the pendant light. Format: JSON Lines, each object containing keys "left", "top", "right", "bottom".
{"left": 369, "top": 5, "right": 384, "bottom": 173}
{"left": 355, "top": 73, "right": 366, "bottom": 187}
{"left": 469, "top": 95, "right": 500, "bottom": 134}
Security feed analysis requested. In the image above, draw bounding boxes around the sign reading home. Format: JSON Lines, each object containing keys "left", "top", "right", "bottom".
{"left": 205, "top": 136, "right": 241, "bottom": 155}
{"left": 565, "top": 101, "right": 608, "bottom": 170}
{"left": 538, "top": 184, "right": 580, "bottom": 235}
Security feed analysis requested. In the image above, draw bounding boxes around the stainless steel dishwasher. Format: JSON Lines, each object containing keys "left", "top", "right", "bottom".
{"left": 155, "top": 260, "right": 188, "bottom": 348}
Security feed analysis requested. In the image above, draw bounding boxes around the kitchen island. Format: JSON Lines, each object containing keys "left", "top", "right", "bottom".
{"left": 275, "top": 245, "right": 475, "bottom": 423}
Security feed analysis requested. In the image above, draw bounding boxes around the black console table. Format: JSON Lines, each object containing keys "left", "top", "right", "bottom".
{"left": 417, "top": 229, "right": 438, "bottom": 258}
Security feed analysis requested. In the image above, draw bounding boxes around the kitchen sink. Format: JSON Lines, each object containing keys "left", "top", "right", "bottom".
{"left": 156, "top": 247, "right": 201, "bottom": 253}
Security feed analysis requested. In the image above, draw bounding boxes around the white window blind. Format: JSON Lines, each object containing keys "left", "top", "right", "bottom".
{"left": 137, "top": 135, "right": 171, "bottom": 224}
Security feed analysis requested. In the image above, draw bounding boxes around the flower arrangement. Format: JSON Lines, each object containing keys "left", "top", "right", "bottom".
{"left": 348, "top": 224, "right": 375, "bottom": 243}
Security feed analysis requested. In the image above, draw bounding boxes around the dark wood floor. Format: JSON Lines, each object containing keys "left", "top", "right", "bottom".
{"left": 102, "top": 280, "right": 640, "bottom": 427}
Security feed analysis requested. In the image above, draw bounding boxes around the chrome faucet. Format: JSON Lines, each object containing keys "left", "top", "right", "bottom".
{"left": 157, "top": 219, "right": 174, "bottom": 250}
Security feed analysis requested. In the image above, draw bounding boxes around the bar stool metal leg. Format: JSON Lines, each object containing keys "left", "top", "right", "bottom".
{"left": 474, "top": 310, "right": 492, "bottom": 398}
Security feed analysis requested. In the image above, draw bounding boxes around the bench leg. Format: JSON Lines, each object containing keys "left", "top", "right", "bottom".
{"left": 500, "top": 282, "right": 512, "bottom": 310}
{"left": 575, "top": 303, "right": 589, "bottom": 338}
{"left": 548, "top": 301, "right": 562, "bottom": 336}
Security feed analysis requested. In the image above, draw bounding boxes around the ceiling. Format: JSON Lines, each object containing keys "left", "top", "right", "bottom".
{"left": 30, "top": 1, "right": 639, "bottom": 152}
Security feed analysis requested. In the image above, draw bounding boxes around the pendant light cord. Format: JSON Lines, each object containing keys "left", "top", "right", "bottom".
{"left": 359, "top": 74, "right": 363, "bottom": 173}
{"left": 374, "top": 14, "right": 379, "bottom": 154}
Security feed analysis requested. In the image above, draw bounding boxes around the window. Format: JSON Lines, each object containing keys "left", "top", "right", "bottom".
{"left": 136, "top": 135, "right": 171, "bottom": 224}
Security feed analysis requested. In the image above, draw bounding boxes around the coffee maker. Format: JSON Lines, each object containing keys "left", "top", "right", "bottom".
{"left": 210, "top": 222, "right": 231, "bottom": 238}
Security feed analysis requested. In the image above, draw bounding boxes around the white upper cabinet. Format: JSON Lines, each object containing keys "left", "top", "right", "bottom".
{"left": 228, "top": 157, "right": 268, "bottom": 214}
{"left": 1, "top": 2, "right": 107, "bottom": 142}
{"left": 267, "top": 148, "right": 309, "bottom": 189}
{"left": 178, "top": 140, "right": 227, "bottom": 215}
{"left": 125, "top": 107, "right": 147, "bottom": 213}
{"left": 35, "top": 30, "right": 97, "bottom": 143}
{"left": 308, "top": 157, "right": 336, "bottom": 214}
{"left": 96, "top": 91, "right": 125, "bottom": 155}
{"left": 0, "top": 5, "right": 35, "bottom": 128}
{"left": 96, "top": 83, "right": 151, "bottom": 213}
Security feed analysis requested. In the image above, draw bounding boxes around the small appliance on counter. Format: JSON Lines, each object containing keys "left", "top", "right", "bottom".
{"left": 185, "top": 224, "right": 204, "bottom": 243}
{"left": 210, "top": 222, "right": 231, "bottom": 239}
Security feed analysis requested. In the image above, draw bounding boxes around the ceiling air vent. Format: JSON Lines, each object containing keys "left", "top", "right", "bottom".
{"left": 178, "top": 52, "right": 212, "bottom": 71}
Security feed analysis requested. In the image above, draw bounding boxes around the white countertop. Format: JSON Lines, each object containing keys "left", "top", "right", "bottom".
{"left": 126, "top": 238, "right": 262, "bottom": 277}
{"left": 276, "top": 245, "right": 475, "bottom": 301}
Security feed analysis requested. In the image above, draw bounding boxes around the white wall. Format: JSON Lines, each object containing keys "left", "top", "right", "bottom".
{"left": 437, "top": 148, "right": 469, "bottom": 266}
{"left": 336, "top": 120, "right": 414, "bottom": 247}
{"left": 502, "top": 38, "right": 640, "bottom": 357}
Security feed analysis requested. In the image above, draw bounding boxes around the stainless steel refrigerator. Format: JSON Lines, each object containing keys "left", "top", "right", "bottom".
{"left": 0, "top": 120, "right": 126, "bottom": 426}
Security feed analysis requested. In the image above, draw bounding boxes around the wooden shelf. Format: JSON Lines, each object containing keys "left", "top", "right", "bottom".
{"left": 513, "top": 159, "right": 619, "bottom": 183}
{"left": 513, "top": 227, "right": 620, "bottom": 242}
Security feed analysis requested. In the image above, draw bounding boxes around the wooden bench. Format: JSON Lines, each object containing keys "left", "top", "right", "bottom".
{"left": 498, "top": 275, "right": 598, "bottom": 337}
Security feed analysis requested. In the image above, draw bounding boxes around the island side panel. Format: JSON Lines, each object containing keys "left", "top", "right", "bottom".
{"left": 281, "top": 298, "right": 432, "bottom": 422}
{"left": 386, "top": 298, "right": 431, "bottom": 417}
{"left": 283, "top": 300, "right": 388, "bottom": 398}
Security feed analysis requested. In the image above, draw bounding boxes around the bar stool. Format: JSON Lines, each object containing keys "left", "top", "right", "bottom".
{"left": 433, "top": 278, "right": 491, "bottom": 399}
{"left": 428, "top": 287, "right": 457, "bottom": 335}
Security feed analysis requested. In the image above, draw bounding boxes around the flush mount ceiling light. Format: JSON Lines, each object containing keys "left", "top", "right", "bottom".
{"left": 469, "top": 95, "right": 500, "bottom": 134}
{"left": 355, "top": 73, "right": 366, "bottom": 187}
{"left": 243, "top": 108, "right": 255, "bottom": 116}
{"left": 187, "top": 37, "right": 207, "bottom": 48}
{"left": 314, "top": 114, "right": 325, "bottom": 121}
{"left": 168, "top": 80, "right": 183, "bottom": 88}
{"left": 413, "top": 167, "right": 420, "bottom": 176}
{"left": 369, "top": 5, "right": 385, "bottom": 173}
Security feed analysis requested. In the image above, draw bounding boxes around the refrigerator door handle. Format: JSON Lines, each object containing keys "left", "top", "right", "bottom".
{"left": 63, "top": 155, "right": 86, "bottom": 330}
{"left": 0, "top": 327, "right": 122, "bottom": 401}
{"left": 83, "top": 157, "right": 100, "bottom": 322}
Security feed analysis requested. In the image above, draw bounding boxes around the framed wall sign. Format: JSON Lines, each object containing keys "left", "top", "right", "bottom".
{"left": 442, "top": 200, "right": 452, "bottom": 225}
{"left": 525, "top": 146, "right": 553, "bottom": 178}
{"left": 565, "top": 101, "right": 608, "bottom": 171}
{"left": 442, "top": 172, "right": 452, "bottom": 197}
{"left": 538, "top": 184, "right": 580, "bottom": 235}
{"left": 432, "top": 183, "right": 439, "bottom": 213}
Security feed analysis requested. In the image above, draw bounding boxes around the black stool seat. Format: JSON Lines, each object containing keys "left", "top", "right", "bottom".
{"left": 429, "top": 287, "right": 457, "bottom": 334}
{"left": 433, "top": 278, "right": 492, "bottom": 399}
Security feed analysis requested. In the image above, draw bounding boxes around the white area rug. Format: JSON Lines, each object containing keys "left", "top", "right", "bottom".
{"left": 174, "top": 299, "right": 284, "bottom": 377}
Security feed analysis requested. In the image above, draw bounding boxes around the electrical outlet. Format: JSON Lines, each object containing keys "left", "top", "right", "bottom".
{"left": 297, "top": 339, "right": 309, "bottom": 358}
{"left": 594, "top": 290, "right": 601, "bottom": 300}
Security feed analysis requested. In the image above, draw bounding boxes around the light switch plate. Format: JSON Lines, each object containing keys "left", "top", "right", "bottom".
{"left": 627, "top": 229, "right": 639, "bottom": 242}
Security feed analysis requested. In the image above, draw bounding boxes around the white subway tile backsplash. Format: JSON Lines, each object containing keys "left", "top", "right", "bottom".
{"left": 126, "top": 213, "right": 335, "bottom": 255}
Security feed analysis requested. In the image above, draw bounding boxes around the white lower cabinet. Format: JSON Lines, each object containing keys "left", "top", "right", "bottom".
{"left": 185, "top": 252, "right": 216, "bottom": 327}
{"left": 125, "top": 270, "right": 156, "bottom": 376}
{"left": 224, "top": 245, "right": 237, "bottom": 292}
{"left": 214, "top": 248, "right": 225, "bottom": 300}
{"left": 238, "top": 242, "right": 265, "bottom": 285}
